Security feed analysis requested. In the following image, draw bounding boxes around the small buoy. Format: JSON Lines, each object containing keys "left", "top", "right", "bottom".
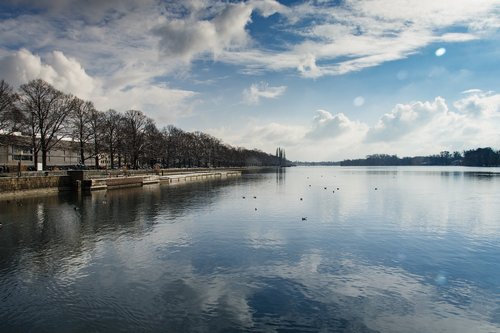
{"left": 336, "top": 187, "right": 339, "bottom": 190}
{"left": 255, "top": 208, "right": 257, "bottom": 211}
{"left": 242, "top": 196, "right": 246, "bottom": 199}
{"left": 332, "top": 191, "right": 335, "bottom": 193}
{"left": 374, "top": 188, "right": 378, "bottom": 190}
{"left": 308, "top": 185, "right": 311, "bottom": 187}
{"left": 300, "top": 198, "right": 303, "bottom": 201}
{"left": 324, "top": 187, "right": 327, "bottom": 190}
{"left": 302, "top": 217, "right": 307, "bottom": 221}
{"left": 253, "top": 196, "right": 257, "bottom": 199}
{"left": 73, "top": 206, "right": 78, "bottom": 210}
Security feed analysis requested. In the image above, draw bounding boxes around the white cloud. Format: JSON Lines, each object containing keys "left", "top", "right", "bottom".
{"left": 454, "top": 90, "right": 500, "bottom": 117}
{"left": 0, "top": 48, "right": 97, "bottom": 99}
{"left": 219, "top": 0, "right": 497, "bottom": 77}
{"left": 207, "top": 121, "right": 306, "bottom": 152}
{"left": 154, "top": 19, "right": 221, "bottom": 62}
{"left": 242, "top": 82, "right": 286, "bottom": 105}
{"left": 366, "top": 97, "right": 448, "bottom": 142}
{"left": 306, "top": 110, "right": 367, "bottom": 140}
{"left": 94, "top": 84, "right": 197, "bottom": 125}
{"left": 0, "top": 0, "right": 170, "bottom": 90}
{"left": 461, "top": 89, "right": 483, "bottom": 95}
{"left": 208, "top": 110, "right": 369, "bottom": 161}
{"left": 0, "top": 49, "right": 197, "bottom": 125}
{"left": 0, "top": 0, "right": 499, "bottom": 161}
{"left": 1, "top": 0, "right": 497, "bottom": 84}
{"left": 210, "top": 92, "right": 500, "bottom": 161}
{"left": 363, "top": 93, "right": 500, "bottom": 156}
{"left": 248, "top": 122, "right": 306, "bottom": 147}
{"left": 250, "top": 0, "right": 289, "bottom": 17}
{"left": 154, "top": 1, "right": 285, "bottom": 63}
{"left": 44, "top": 51, "right": 97, "bottom": 99}
{"left": 0, "top": 49, "right": 55, "bottom": 86}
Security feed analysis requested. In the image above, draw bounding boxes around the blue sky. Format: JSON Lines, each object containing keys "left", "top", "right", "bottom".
{"left": 0, "top": 0, "right": 499, "bottom": 161}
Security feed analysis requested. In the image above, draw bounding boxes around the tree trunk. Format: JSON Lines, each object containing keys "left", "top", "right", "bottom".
{"left": 31, "top": 134, "right": 38, "bottom": 170}
{"left": 110, "top": 149, "right": 114, "bottom": 169}
{"left": 94, "top": 141, "right": 99, "bottom": 169}
{"left": 42, "top": 149, "right": 47, "bottom": 171}
{"left": 80, "top": 141, "right": 85, "bottom": 165}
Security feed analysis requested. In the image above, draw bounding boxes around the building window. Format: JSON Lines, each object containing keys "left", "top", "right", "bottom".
{"left": 12, "top": 146, "right": 33, "bottom": 161}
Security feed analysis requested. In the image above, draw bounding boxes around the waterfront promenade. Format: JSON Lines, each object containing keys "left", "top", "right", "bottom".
{"left": 0, "top": 168, "right": 243, "bottom": 198}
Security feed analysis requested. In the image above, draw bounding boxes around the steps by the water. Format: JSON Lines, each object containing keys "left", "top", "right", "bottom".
{"left": 82, "top": 170, "right": 241, "bottom": 191}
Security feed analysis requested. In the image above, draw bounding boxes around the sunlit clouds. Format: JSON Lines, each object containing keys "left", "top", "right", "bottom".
{"left": 366, "top": 97, "right": 448, "bottom": 142}
{"left": 306, "top": 110, "right": 368, "bottom": 140}
{"left": 210, "top": 91, "right": 500, "bottom": 161}
{"left": 243, "top": 82, "right": 287, "bottom": 105}
{"left": 0, "top": 0, "right": 499, "bottom": 160}
{"left": 0, "top": 49, "right": 97, "bottom": 99}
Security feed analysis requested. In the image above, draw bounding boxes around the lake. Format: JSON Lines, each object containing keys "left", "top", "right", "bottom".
{"left": 1, "top": 166, "right": 500, "bottom": 332}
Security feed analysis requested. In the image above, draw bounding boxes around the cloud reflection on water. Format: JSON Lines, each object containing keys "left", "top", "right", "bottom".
{"left": 1, "top": 168, "right": 500, "bottom": 332}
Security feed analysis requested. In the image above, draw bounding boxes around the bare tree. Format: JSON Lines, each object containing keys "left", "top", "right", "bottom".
{"left": 122, "top": 110, "right": 148, "bottom": 169}
{"left": 19, "top": 79, "right": 75, "bottom": 170}
{"left": 143, "top": 119, "right": 163, "bottom": 168}
{"left": 102, "top": 109, "right": 122, "bottom": 169}
{"left": 70, "top": 97, "right": 93, "bottom": 165}
{"left": 162, "top": 125, "right": 184, "bottom": 168}
{"left": 87, "top": 106, "right": 104, "bottom": 168}
{"left": 0, "top": 79, "right": 23, "bottom": 142}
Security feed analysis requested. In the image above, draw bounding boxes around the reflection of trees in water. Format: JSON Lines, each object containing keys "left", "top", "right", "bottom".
{"left": 0, "top": 193, "right": 82, "bottom": 272}
{"left": 0, "top": 177, "right": 248, "bottom": 268}
{"left": 275, "top": 167, "right": 286, "bottom": 185}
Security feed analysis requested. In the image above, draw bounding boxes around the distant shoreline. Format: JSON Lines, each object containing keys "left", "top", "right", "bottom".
{"left": 295, "top": 147, "right": 500, "bottom": 168}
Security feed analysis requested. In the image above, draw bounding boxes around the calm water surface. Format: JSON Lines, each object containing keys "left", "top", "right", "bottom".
{"left": 1, "top": 166, "right": 500, "bottom": 332}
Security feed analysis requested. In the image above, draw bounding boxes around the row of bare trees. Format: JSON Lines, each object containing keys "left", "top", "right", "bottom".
{"left": 0, "top": 78, "right": 286, "bottom": 170}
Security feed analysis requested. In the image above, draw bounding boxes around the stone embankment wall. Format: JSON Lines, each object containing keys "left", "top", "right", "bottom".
{"left": 0, "top": 175, "right": 72, "bottom": 193}
{"left": 0, "top": 168, "right": 245, "bottom": 196}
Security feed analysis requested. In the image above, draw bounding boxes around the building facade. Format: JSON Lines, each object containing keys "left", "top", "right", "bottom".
{"left": 1, "top": 134, "right": 84, "bottom": 170}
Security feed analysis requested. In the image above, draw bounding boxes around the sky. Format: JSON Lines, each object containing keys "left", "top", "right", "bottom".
{"left": 0, "top": 0, "right": 499, "bottom": 161}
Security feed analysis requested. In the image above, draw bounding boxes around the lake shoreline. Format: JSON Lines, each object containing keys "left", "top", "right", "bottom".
{"left": 0, "top": 167, "right": 250, "bottom": 199}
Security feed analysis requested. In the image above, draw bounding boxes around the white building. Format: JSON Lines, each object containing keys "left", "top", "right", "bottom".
{"left": 0, "top": 133, "right": 82, "bottom": 170}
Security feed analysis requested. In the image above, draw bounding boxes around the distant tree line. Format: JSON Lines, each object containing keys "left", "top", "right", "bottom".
{"left": 294, "top": 161, "right": 340, "bottom": 166}
{"left": 340, "top": 148, "right": 500, "bottom": 167}
{"left": 0, "top": 78, "right": 289, "bottom": 170}
{"left": 276, "top": 147, "right": 292, "bottom": 167}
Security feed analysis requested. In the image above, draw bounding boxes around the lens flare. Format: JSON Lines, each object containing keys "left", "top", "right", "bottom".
{"left": 435, "top": 48, "right": 446, "bottom": 57}
{"left": 353, "top": 96, "right": 365, "bottom": 107}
